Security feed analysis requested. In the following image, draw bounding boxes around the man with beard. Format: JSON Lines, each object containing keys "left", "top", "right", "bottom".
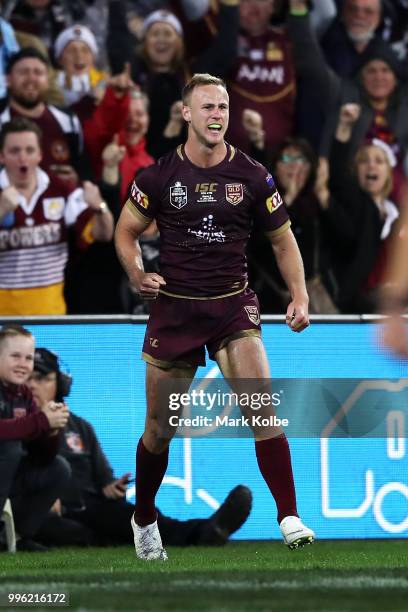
{"left": 0, "top": 47, "right": 89, "bottom": 183}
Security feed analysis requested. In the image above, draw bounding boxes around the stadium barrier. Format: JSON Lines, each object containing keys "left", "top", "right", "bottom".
{"left": 0, "top": 314, "right": 406, "bottom": 540}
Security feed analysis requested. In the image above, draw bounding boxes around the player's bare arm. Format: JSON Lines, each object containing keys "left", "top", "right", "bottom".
{"left": 380, "top": 194, "right": 408, "bottom": 357}
{"left": 115, "top": 205, "right": 166, "bottom": 299}
{"left": 267, "top": 228, "right": 310, "bottom": 332}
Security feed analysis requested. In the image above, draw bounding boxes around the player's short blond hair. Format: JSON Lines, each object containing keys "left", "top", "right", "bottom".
{"left": 182, "top": 74, "right": 227, "bottom": 105}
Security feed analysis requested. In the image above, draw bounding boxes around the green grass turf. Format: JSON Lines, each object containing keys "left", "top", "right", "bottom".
{"left": 0, "top": 541, "right": 407, "bottom": 611}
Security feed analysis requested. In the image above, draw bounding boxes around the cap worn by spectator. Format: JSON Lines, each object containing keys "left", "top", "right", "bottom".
{"left": 54, "top": 25, "right": 98, "bottom": 60}
{"left": 359, "top": 43, "right": 405, "bottom": 80}
{"left": 141, "top": 10, "right": 183, "bottom": 38}
{"left": 34, "top": 349, "right": 60, "bottom": 375}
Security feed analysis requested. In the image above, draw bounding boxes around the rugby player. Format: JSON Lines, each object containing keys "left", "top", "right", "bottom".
{"left": 115, "top": 73, "right": 314, "bottom": 560}
{"left": 381, "top": 200, "right": 408, "bottom": 357}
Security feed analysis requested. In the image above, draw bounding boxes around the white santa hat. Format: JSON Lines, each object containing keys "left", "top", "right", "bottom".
{"left": 371, "top": 138, "right": 397, "bottom": 168}
{"left": 54, "top": 25, "right": 98, "bottom": 59}
{"left": 141, "top": 10, "right": 183, "bottom": 38}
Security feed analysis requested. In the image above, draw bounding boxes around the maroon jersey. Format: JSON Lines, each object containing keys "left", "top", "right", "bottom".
{"left": 127, "top": 143, "right": 290, "bottom": 298}
{"left": 0, "top": 105, "right": 82, "bottom": 176}
{"left": 227, "top": 28, "right": 296, "bottom": 153}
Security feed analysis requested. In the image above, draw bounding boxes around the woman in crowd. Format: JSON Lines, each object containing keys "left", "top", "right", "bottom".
{"left": 129, "top": 7, "right": 238, "bottom": 159}
{"left": 288, "top": 3, "right": 408, "bottom": 205}
{"left": 319, "top": 103, "right": 400, "bottom": 313}
{"left": 247, "top": 135, "right": 336, "bottom": 313}
{"left": 54, "top": 24, "right": 108, "bottom": 106}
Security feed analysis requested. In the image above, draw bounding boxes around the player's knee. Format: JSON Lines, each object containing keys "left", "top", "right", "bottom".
{"left": 144, "top": 422, "right": 173, "bottom": 453}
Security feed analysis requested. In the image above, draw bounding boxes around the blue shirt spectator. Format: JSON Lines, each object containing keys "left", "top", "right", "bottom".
{"left": 0, "top": 18, "right": 19, "bottom": 98}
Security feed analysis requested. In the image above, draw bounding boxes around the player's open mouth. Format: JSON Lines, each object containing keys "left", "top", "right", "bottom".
{"left": 19, "top": 165, "right": 28, "bottom": 174}
{"left": 207, "top": 124, "right": 222, "bottom": 132}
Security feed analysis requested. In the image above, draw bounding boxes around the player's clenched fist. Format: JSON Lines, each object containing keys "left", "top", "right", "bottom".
{"left": 286, "top": 302, "right": 310, "bottom": 333}
{"left": 131, "top": 272, "right": 166, "bottom": 300}
{"left": 0, "top": 185, "right": 20, "bottom": 216}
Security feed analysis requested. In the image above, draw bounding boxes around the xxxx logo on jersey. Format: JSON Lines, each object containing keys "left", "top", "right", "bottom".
{"left": 266, "top": 190, "right": 283, "bottom": 214}
{"left": 131, "top": 182, "right": 149, "bottom": 209}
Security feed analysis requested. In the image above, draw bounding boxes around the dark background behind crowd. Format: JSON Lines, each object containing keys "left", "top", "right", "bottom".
{"left": 0, "top": 0, "right": 407, "bottom": 316}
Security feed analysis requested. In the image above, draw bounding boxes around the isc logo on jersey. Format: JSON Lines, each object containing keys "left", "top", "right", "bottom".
{"left": 266, "top": 190, "right": 283, "bottom": 214}
{"left": 131, "top": 182, "right": 149, "bottom": 210}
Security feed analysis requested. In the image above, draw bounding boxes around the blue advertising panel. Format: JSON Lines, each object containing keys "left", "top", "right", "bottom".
{"left": 22, "top": 322, "right": 408, "bottom": 540}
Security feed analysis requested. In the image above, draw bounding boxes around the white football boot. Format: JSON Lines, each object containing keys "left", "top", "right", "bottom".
{"left": 131, "top": 515, "right": 168, "bottom": 560}
{"left": 279, "top": 516, "right": 315, "bottom": 549}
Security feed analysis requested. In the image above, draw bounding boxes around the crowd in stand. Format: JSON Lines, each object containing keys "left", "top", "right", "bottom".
{"left": 0, "top": 0, "right": 407, "bottom": 316}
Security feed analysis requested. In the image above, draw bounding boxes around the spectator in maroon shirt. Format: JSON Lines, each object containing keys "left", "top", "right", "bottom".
{"left": 0, "top": 325, "right": 70, "bottom": 552}
{"left": 1, "top": 47, "right": 90, "bottom": 183}
{"left": 222, "top": 0, "right": 296, "bottom": 154}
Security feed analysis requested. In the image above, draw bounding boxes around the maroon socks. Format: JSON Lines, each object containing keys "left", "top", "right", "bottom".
{"left": 134, "top": 437, "right": 169, "bottom": 526}
{"left": 255, "top": 434, "right": 298, "bottom": 524}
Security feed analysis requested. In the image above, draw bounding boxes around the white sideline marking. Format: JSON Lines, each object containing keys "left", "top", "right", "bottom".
{"left": 4, "top": 575, "right": 407, "bottom": 592}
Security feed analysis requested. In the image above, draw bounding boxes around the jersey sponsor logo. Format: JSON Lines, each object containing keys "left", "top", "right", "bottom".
{"left": 170, "top": 181, "right": 188, "bottom": 209}
{"left": 65, "top": 431, "right": 85, "bottom": 453}
{"left": 0, "top": 223, "right": 61, "bottom": 250}
{"left": 187, "top": 215, "right": 226, "bottom": 243}
{"left": 43, "top": 197, "right": 65, "bottom": 221}
{"left": 266, "top": 42, "right": 284, "bottom": 62}
{"left": 131, "top": 182, "right": 149, "bottom": 210}
{"left": 225, "top": 183, "right": 243, "bottom": 205}
{"left": 237, "top": 63, "right": 285, "bottom": 84}
{"left": 266, "top": 190, "right": 283, "bottom": 214}
{"left": 195, "top": 183, "right": 218, "bottom": 203}
{"left": 249, "top": 49, "right": 264, "bottom": 61}
{"left": 13, "top": 407, "right": 27, "bottom": 418}
{"left": 244, "top": 305, "right": 260, "bottom": 326}
{"left": 195, "top": 183, "right": 218, "bottom": 193}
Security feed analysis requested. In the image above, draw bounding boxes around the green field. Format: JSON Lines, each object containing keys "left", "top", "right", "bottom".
{"left": 1, "top": 541, "right": 407, "bottom": 611}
